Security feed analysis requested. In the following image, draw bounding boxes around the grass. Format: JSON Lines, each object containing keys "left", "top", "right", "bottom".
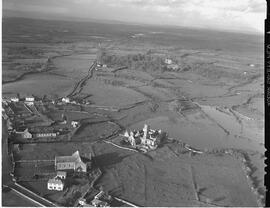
{"left": 2, "top": 187, "right": 39, "bottom": 207}
{"left": 93, "top": 142, "right": 258, "bottom": 206}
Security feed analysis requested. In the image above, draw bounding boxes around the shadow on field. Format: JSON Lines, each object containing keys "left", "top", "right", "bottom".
{"left": 93, "top": 152, "right": 127, "bottom": 168}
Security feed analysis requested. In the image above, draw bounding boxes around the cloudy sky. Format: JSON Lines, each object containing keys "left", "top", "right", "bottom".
{"left": 3, "top": 0, "right": 266, "bottom": 33}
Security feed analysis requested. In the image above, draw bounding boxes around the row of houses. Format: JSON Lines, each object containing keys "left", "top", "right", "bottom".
{"left": 16, "top": 128, "right": 58, "bottom": 139}
{"left": 8, "top": 95, "right": 35, "bottom": 105}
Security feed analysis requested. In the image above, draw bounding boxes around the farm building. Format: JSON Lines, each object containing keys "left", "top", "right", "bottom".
{"left": 56, "top": 171, "right": 67, "bottom": 179}
{"left": 71, "top": 120, "right": 79, "bottom": 128}
{"left": 78, "top": 198, "right": 91, "bottom": 206}
{"left": 164, "top": 58, "right": 173, "bottom": 65}
{"left": 47, "top": 178, "right": 64, "bottom": 191}
{"left": 91, "top": 198, "right": 108, "bottom": 207}
{"left": 35, "top": 132, "right": 57, "bottom": 138}
{"left": 30, "top": 126, "right": 58, "bottom": 138}
{"left": 24, "top": 96, "right": 35, "bottom": 105}
{"left": 25, "top": 96, "right": 35, "bottom": 102}
{"left": 10, "top": 97, "right": 19, "bottom": 102}
{"left": 55, "top": 151, "right": 89, "bottom": 172}
{"left": 62, "top": 97, "right": 70, "bottom": 103}
{"left": 16, "top": 128, "right": 32, "bottom": 139}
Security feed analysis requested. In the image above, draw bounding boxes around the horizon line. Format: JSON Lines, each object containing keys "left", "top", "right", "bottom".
{"left": 3, "top": 9, "right": 264, "bottom": 36}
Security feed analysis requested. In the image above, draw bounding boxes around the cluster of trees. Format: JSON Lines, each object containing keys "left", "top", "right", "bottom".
{"left": 97, "top": 48, "right": 167, "bottom": 73}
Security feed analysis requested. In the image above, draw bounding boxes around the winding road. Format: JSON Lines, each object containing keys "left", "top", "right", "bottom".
{"left": 67, "top": 60, "right": 97, "bottom": 98}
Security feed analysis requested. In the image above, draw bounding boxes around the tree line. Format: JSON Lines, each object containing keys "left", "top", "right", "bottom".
{"left": 97, "top": 48, "right": 167, "bottom": 73}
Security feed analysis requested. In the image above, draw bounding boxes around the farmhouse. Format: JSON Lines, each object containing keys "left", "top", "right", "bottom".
{"left": 78, "top": 198, "right": 91, "bottom": 206}
{"left": 47, "top": 178, "right": 64, "bottom": 191}
{"left": 164, "top": 58, "right": 173, "bottom": 65}
{"left": 16, "top": 128, "right": 32, "bottom": 139}
{"left": 36, "top": 132, "right": 57, "bottom": 138}
{"left": 56, "top": 171, "right": 67, "bottom": 179}
{"left": 62, "top": 97, "right": 70, "bottom": 103}
{"left": 25, "top": 96, "right": 35, "bottom": 102}
{"left": 24, "top": 96, "right": 35, "bottom": 106}
{"left": 10, "top": 97, "right": 19, "bottom": 102}
{"left": 30, "top": 126, "right": 58, "bottom": 138}
{"left": 91, "top": 198, "right": 108, "bottom": 207}
{"left": 71, "top": 120, "right": 79, "bottom": 128}
{"left": 55, "top": 151, "right": 89, "bottom": 172}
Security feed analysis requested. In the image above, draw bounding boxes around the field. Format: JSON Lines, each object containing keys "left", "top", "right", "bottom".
{"left": 2, "top": 187, "right": 39, "bottom": 207}
{"left": 92, "top": 142, "right": 258, "bottom": 207}
{"left": 2, "top": 17, "right": 265, "bottom": 206}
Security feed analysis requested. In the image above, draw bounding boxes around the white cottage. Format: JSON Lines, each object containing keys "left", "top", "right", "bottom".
{"left": 47, "top": 178, "right": 64, "bottom": 191}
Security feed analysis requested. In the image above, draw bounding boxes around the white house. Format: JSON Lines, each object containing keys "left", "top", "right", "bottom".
{"left": 165, "top": 58, "right": 173, "bottom": 65}
{"left": 47, "top": 178, "right": 64, "bottom": 191}
{"left": 62, "top": 97, "right": 70, "bottom": 103}
{"left": 78, "top": 198, "right": 87, "bottom": 206}
{"left": 36, "top": 132, "right": 57, "bottom": 138}
{"left": 25, "top": 96, "right": 35, "bottom": 102}
{"left": 25, "top": 96, "right": 35, "bottom": 106}
{"left": 71, "top": 121, "right": 79, "bottom": 128}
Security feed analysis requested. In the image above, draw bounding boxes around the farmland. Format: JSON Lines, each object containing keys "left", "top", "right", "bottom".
{"left": 2, "top": 17, "right": 264, "bottom": 206}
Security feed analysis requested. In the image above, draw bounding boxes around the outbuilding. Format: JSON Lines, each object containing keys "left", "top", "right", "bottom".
{"left": 56, "top": 171, "right": 67, "bottom": 179}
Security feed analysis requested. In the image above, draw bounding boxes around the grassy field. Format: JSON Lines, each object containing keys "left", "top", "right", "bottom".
{"left": 2, "top": 187, "right": 39, "bottom": 207}
{"left": 92, "top": 142, "right": 258, "bottom": 206}
{"left": 2, "top": 17, "right": 264, "bottom": 206}
{"left": 3, "top": 73, "right": 74, "bottom": 98}
{"left": 82, "top": 80, "right": 147, "bottom": 107}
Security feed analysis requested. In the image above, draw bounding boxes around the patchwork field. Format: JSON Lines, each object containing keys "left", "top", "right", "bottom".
{"left": 2, "top": 17, "right": 265, "bottom": 207}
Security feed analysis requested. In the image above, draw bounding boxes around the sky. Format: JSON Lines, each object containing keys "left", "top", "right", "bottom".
{"left": 2, "top": 0, "right": 266, "bottom": 34}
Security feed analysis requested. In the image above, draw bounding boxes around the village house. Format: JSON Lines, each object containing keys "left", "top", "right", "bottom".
{"left": 55, "top": 151, "right": 89, "bottom": 172}
{"left": 56, "top": 171, "right": 67, "bottom": 179}
{"left": 91, "top": 198, "right": 108, "bottom": 207}
{"left": 16, "top": 128, "right": 32, "bottom": 139}
{"left": 25, "top": 96, "right": 35, "bottom": 102}
{"left": 78, "top": 198, "right": 91, "bottom": 207}
{"left": 167, "top": 64, "right": 179, "bottom": 71}
{"left": 36, "top": 132, "right": 57, "bottom": 138}
{"left": 47, "top": 178, "right": 64, "bottom": 191}
{"left": 71, "top": 120, "right": 79, "bottom": 128}
{"left": 164, "top": 58, "right": 173, "bottom": 65}
{"left": 30, "top": 126, "right": 58, "bottom": 138}
{"left": 95, "top": 191, "right": 105, "bottom": 200}
{"left": 24, "top": 96, "right": 35, "bottom": 106}
{"left": 10, "top": 97, "right": 19, "bottom": 102}
{"left": 62, "top": 97, "right": 70, "bottom": 103}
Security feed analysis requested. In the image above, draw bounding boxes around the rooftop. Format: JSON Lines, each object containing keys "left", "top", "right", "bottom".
{"left": 55, "top": 151, "right": 83, "bottom": 163}
{"left": 48, "top": 178, "right": 63, "bottom": 185}
{"left": 57, "top": 171, "right": 67, "bottom": 176}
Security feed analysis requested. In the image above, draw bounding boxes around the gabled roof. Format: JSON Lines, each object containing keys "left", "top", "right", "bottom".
{"left": 57, "top": 171, "right": 67, "bottom": 176}
{"left": 48, "top": 178, "right": 63, "bottom": 185}
{"left": 55, "top": 151, "right": 83, "bottom": 164}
